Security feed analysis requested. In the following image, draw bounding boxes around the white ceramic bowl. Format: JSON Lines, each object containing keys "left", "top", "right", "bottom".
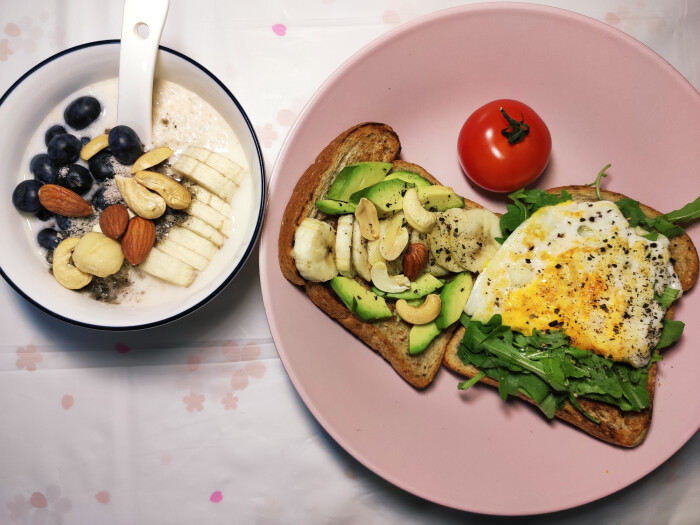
{"left": 0, "top": 40, "right": 265, "bottom": 330}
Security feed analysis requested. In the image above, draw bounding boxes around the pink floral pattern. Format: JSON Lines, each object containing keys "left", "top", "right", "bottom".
{"left": 254, "top": 123, "right": 279, "bottom": 148}
{"left": 221, "top": 392, "right": 238, "bottom": 410}
{"left": 183, "top": 391, "right": 205, "bottom": 412}
{"left": 6, "top": 485, "right": 72, "bottom": 524}
{"left": 16, "top": 345, "right": 42, "bottom": 371}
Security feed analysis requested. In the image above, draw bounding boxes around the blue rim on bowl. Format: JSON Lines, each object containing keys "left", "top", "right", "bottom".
{"left": 0, "top": 40, "right": 266, "bottom": 330}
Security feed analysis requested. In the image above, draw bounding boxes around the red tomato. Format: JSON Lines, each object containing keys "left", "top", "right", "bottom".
{"left": 457, "top": 99, "right": 551, "bottom": 193}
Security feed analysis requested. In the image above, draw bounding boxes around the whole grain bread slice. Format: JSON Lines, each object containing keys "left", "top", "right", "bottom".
{"left": 278, "top": 123, "right": 480, "bottom": 388}
{"left": 443, "top": 185, "right": 699, "bottom": 446}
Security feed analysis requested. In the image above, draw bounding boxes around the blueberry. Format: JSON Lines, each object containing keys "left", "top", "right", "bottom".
{"left": 64, "top": 96, "right": 101, "bottom": 130}
{"left": 108, "top": 125, "right": 143, "bottom": 164}
{"left": 35, "top": 208, "right": 53, "bottom": 222}
{"left": 81, "top": 136, "right": 91, "bottom": 146}
{"left": 91, "top": 187, "right": 110, "bottom": 211}
{"left": 47, "top": 133, "right": 82, "bottom": 165}
{"left": 88, "top": 150, "right": 117, "bottom": 181}
{"left": 55, "top": 214, "right": 72, "bottom": 231}
{"left": 37, "top": 228, "right": 62, "bottom": 250}
{"left": 58, "top": 164, "right": 93, "bottom": 195}
{"left": 29, "top": 153, "right": 58, "bottom": 184}
{"left": 12, "top": 179, "right": 44, "bottom": 213}
{"left": 45, "top": 124, "right": 67, "bottom": 146}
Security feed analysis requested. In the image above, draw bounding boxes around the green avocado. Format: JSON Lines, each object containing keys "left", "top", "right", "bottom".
{"left": 326, "top": 162, "right": 393, "bottom": 202}
{"left": 435, "top": 272, "right": 473, "bottom": 330}
{"left": 417, "top": 185, "right": 464, "bottom": 212}
{"left": 383, "top": 170, "right": 433, "bottom": 189}
{"left": 409, "top": 321, "right": 441, "bottom": 355}
{"left": 330, "top": 276, "right": 393, "bottom": 322}
{"left": 372, "top": 273, "right": 445, "bottom": 300}
{"left": 350, "top": 178, "right": 413, "bottom": 217}
{"left": 316, "top": 199, "right": 357, "bottom": 215}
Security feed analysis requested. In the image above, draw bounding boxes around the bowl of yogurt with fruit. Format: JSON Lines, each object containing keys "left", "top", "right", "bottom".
{"left": 0, "top": 40, "right": 265, "bottom": 329}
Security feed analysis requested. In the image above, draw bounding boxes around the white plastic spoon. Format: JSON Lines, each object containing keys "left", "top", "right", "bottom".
{"left": 116, "top": 0, "right": 170, "bottom": 148}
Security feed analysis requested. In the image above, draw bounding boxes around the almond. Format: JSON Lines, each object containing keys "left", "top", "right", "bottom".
{"left": 38, "top": 184, "right": 92, "bottom": 217}
{"left": 99, "top": 204, "right": 129, "bottom": 239}
{"left": 121, "top": 216, "right": 156, "bottom": 265}
{"left": 402, "top": 243, "right": 429, "bottom": 281}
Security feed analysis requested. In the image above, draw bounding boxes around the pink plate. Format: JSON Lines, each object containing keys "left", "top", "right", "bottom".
{"left": 259, "top": 3, "right": 700, "bottom": 515}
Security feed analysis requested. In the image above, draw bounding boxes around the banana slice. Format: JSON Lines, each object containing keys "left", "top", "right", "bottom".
{"left": 351, "top": 218, "right": 372, "bottom": 282}
{"left": 335, "top": 214, "right": 355, "bottom": 278}
{"left": 292, "top": 218, "right": 338, "bottom": 282}
{"left": 427, "top": 212, "right": 464, "bottom": 273}
{"left": 379, "top": 212, "right": 409, "bottom": 261}
{"left": 172, "top": 156, "right": 236, "bottom": 203}
{"left": 186, "top": 200, "right": 232, "bottom": 237}
{"left": 157, "top": 238, "right": 210, "bottom": 272}
{"left": 139, "top": 247, "right": 196, "bottom": 287}
{"left": 167, "top": 226, "right": 218, "bottom": 260}
{"left": 186, "top": 183, "right": 232, "bottom": 216}
{"left": 182, "top": 146, "right": 245, "bottom": 186}
{"left": 448, "top": 208, "right": 502, "bottom": 272}
{"left": 180, "top": 216, "right": 225, "bottom": 247}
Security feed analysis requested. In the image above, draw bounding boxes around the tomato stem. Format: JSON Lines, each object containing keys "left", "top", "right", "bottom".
{"left": 500, "top": 107, "right": 530, "bottom": 144}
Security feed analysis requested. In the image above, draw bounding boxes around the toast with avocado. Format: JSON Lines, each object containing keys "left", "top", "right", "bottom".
{"left": 278, "top": 123, "right": 493, "bottom": 388}
{"left": 443, "top": 185, "right": 699, "bottom": 447}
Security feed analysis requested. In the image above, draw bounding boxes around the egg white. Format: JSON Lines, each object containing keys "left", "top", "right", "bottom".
{"left": 464, "top": 200, "right": 682, "bottom": 367}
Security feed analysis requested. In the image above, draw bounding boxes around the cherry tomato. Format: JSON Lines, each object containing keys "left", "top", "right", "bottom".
{"left": 457, "top": 99, "right": 551, "bottom": 193}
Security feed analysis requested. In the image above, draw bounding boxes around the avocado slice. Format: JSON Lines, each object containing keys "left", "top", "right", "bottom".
{"left": 350, "top": 178, "right": 413, "bottom": 217}
{"left": 330, "top": 276, "right": 393, "bottom": 322}
{"left": 417, "top": 185, "right": 464, "bottom": 212}
{"left": 372, "top": 273, "right": 445, "bottom": 300}
{"left": 435, "top": 272, "right": 473, "bottom": 330}
{"left": 384, "top": 170, "right": 433, "bottom": 189}
{"left": 409, "top": 321, "right": 441, "bottom": 355}
{"left": 316, "top": 199, "right": 357, "bottom": 215}
{"left": 326, "top": 162, "right": 393, "bottom": 202}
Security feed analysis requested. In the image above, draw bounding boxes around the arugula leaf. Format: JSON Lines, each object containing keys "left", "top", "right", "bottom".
{"left": 660, "top": 195, "right": 700, "bottom": 224}
{"left": 615, "top": 198, "right": 687, "bottom": 238}
{"left": 656, "top": 319, "right": 685, "bottom": 350}
{"left": 655, "top": 287, "right": 680, "bottom": 309}
{"left": 497, "top": 188, "right": 572, "bottom": 241}
{"left": 457, "top": 315, "right": 658, "bottom": 420}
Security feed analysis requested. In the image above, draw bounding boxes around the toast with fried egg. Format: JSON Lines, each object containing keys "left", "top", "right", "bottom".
{"left": 443, "top": 185, "right": 699, "bottom": 446}
{"left": 279, "top": 123, "right": 485, "bottom": 388}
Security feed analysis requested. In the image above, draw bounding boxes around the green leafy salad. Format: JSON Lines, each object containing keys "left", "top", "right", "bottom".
{"left": 457, "top": 170, "right": 700, "bottom": 422}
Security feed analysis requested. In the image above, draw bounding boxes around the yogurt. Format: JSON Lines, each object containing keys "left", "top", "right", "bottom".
{"left": 21, "top": 78, "right": 254, "bottom": 306}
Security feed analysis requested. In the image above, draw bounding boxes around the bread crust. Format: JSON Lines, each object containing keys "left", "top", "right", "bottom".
{"left": 443, "top": 185, "right": 699, "bottom": 447}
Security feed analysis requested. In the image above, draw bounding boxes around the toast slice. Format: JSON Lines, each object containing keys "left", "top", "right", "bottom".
{"left": 443, "top": 185, "right": 699, "bottom": 446}
{"left": 278, "top": 123, "right": 482, "bottom": 388}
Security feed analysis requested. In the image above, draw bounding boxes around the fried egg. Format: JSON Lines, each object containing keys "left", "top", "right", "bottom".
{"left": 464, "top": 200, "right": 682, "bottom": 367}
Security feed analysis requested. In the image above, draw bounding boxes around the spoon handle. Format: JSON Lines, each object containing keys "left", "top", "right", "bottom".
{"left": 117, "top": 0, "right": 170, "bottom": 148}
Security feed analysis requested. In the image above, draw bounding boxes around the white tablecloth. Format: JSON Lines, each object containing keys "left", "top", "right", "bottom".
{"left": 1, "top": 1, "right": 699, "bottom": 523}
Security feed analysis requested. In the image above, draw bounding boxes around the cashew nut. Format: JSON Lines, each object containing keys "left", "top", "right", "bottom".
{"left": 379, "top": 212, "right": 409, "bottom": 261}
{"left": 134, "top": 170, "right": 192, "bottom": 209}
{"left": 130, "top": 146, "right": 174, "bottom": 173}
{"left": 72, "top": 232, "right": 125, "bottom": 278}
{"left": 115, "top": 175, "right": 167, "bottom": 219}
{"left": 355, "top": 197, "right": 380, "bottom": 240}
{"left": 370, "top": 261, "right": 410, "bottom": 293}
{"left": 52, "top": 237, "right": 93, "bottom": 290}
{"left": 396, "top": 294, "right": 442, "bottom": 325}
{"left": 403, "top": 188, "right": 436, "bottom": 233}
{"left": 80, "top": 133, "right": 109, "bottom": 161}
